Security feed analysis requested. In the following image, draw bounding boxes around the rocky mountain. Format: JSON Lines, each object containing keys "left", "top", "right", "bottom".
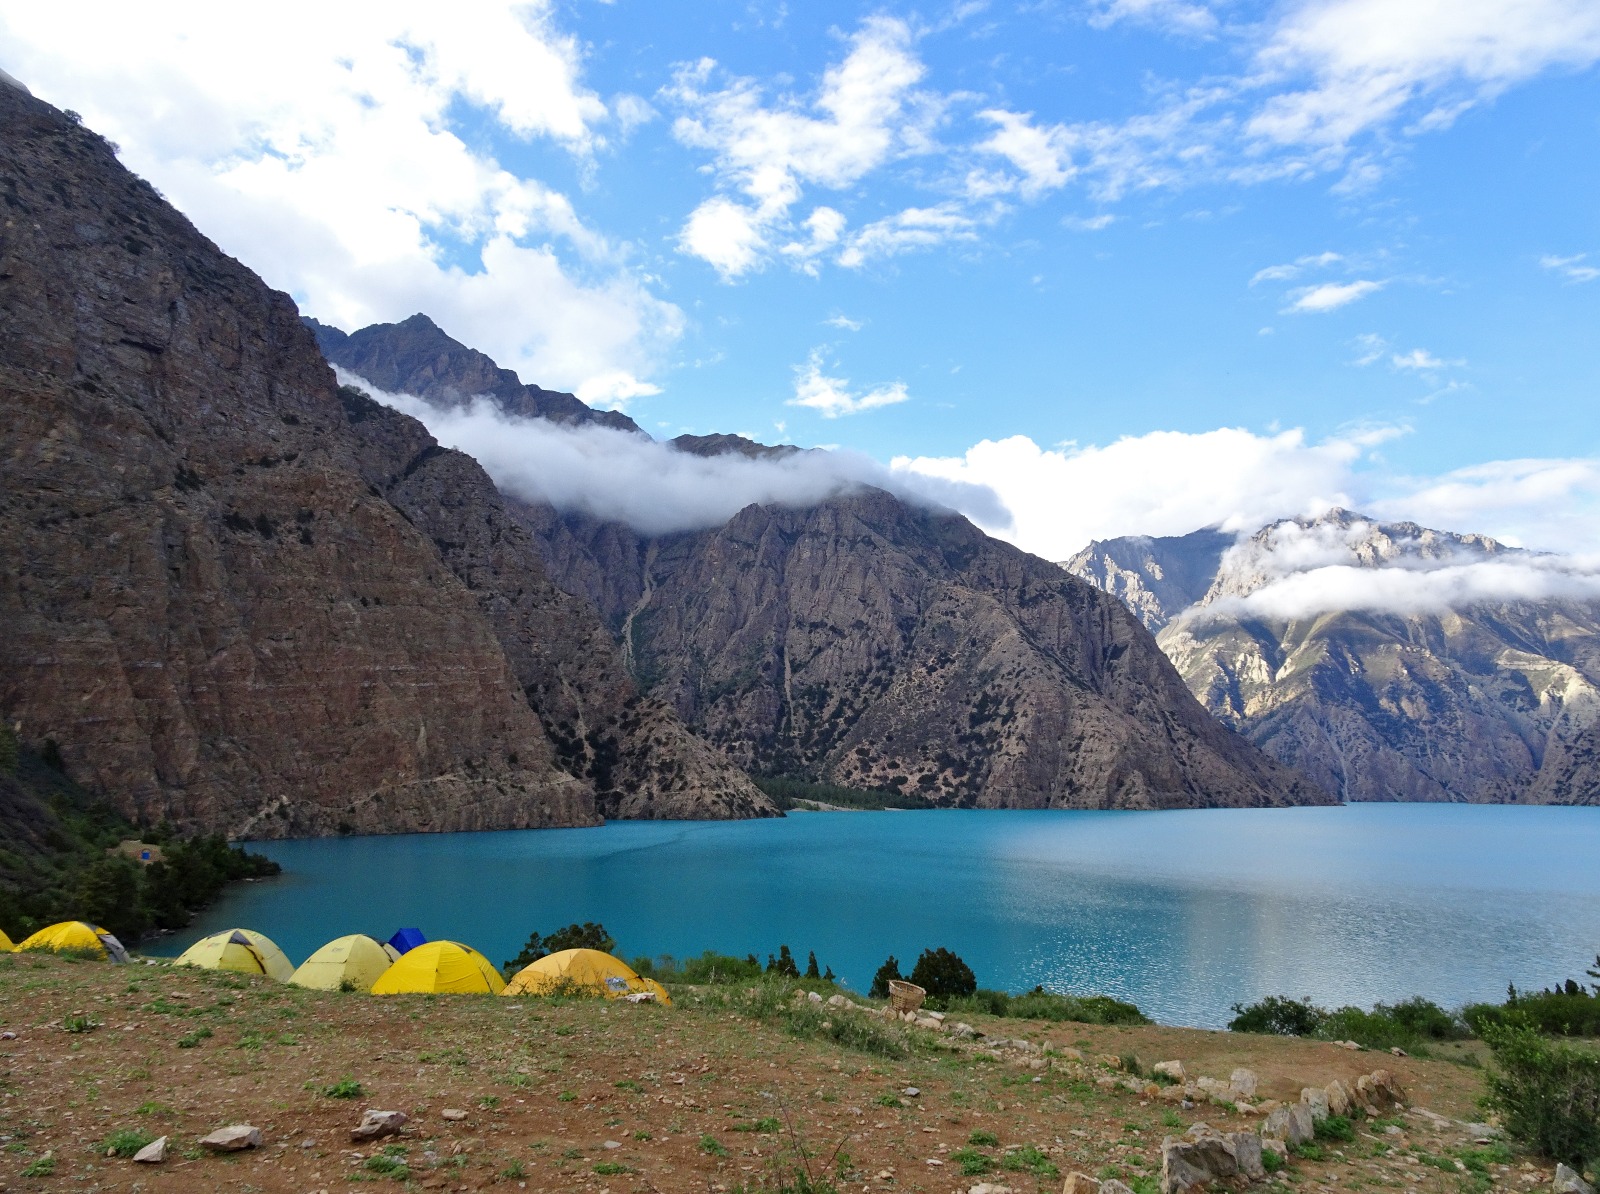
{"left": 306, "top": 315, "right": 640, "bottom": 434}
{"left": 512, "top": 492, "right": 1325, "bottom": 809}
{"left": 1062, "top": 528, "right": 1235, "bottom": 632}
{"left": 319, "top": 311, "right": 1325, "bottom": 812}
{"left": 0, "top": 83, "right": 769, "bottom": 836}
{"left": 1064, "top": 510, "right": 1600, "bottom": 803}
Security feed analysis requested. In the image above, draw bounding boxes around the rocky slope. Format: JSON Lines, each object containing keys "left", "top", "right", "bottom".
{"left": 0, "top": 83, "right": 607, "bottom": 837}
{"left": 317, "top": 317, "right": 1323, "bottom": 810}
{"left": 1065, "top": 510, "right": 1600, "bottom": 803}
{"left": 1062, "top": 529, "right": 1235, "bottom": 633}
{"left": 511, "top": 491, "right": 1324, "bottom": 810}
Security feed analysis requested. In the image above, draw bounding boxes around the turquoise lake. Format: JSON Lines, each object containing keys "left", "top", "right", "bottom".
{"left": 154, "top": 804, "right": 1600, "bottom": 1028}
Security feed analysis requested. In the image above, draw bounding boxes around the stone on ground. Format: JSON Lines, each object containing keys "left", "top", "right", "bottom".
{"left": 199, "top": 1124, "right": 262, "bottom": 1152}
{"left": 1062, "top": 1171, "right": 1101, "bottom": 1194}
{"left": 1554, "top": 1163, "right": 1595, "bottom": 1194}
{"left": 132, "top": 1136, "right": 167, "bottom": 1164}
{"left": 350, "top": 1109, "right": 408, "bottom": 1142}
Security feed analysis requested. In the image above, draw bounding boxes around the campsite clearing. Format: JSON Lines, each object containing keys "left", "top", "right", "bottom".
{"left": 0, "top": 953, "right": 1557, "bottom": 1193}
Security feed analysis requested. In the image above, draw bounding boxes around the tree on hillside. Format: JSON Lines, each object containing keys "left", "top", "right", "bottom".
{"left": 766, "top": 944, "right": 800, "bottom": 978}
{"left": 869, "top": 955, "right": 903, "bottom": 998}
{"left": 501, "top": 921, "right": 615, "bottom": 977}
{"left": 910, "top": 947, "right": 977, "bottom": 999}
{"left": 805, "top": 950, "right": 820, "bottom": 979}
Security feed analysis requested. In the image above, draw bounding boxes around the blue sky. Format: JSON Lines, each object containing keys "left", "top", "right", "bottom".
{"left": 4, "top": 0, "right": 1599, "bottom": 557}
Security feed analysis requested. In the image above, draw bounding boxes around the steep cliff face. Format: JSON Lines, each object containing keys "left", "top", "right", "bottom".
{"left": 1066, "top": 510, "right": 1600, "bottom": 804}
{"left": 517, "top": 491, "right": 1324, "bottom": 809}
{"left": 336, "top": 386, "right": 776, "bottom": 821}
{"left": 0, "top": 85, "right": 596, "bottom": 837}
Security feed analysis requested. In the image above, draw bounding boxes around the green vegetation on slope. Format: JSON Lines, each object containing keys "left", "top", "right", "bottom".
{"left": 753, "top": 776, "right": 936, "bottom": 811}
{"left": 0, "top": 724, "right": 279, "bottom": 943}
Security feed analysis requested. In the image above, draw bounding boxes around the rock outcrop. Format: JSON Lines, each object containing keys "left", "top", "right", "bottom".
{"left": 1066, "top": 510, "right": 1600, "bottom": 803}
{"left": 0, "top": 85, "right": 596, "bottom": 836}
{"left": 516, "top": 490, "right": 1324, "bottom": 809}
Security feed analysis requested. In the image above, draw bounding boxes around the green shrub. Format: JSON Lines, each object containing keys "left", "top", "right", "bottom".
{"left": 1228, "top": 995, "right": 1325, "bottom": 1036}
{"left": 950, "top": 1146, "right": 993, "bottom": 1175}
{"left": 322, "top": 1077, "right": 363, "bottom": 1099}
{"left": 1482, "top": 1018, "right": 1600, "bottom": 1167}
{"left": 968, "top": 1129, "right": 1000, "bottom": 1146}
{"left": 910, "top": 947, "right": 976, "bottom": 1002}
{"left": 1262, "top": 1148, "right": 1285, "bottom": 1174}
{"left": 1469, "top": 983, "right": 1600, "bottom": 1038}
{"left": 1315, "top": 1115, "right": 1354, "bottom": 1142}
{"left": 634, "top": 950, "right": 764, "bottom": 985}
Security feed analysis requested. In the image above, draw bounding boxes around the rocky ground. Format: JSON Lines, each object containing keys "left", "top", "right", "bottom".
{"left": 0, "top": 954, "right": 1569, "bottom": 1194}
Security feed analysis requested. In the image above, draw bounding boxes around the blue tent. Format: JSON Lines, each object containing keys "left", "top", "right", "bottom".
{"left": 387, "top": 927, "right": 427, "bottom": 956}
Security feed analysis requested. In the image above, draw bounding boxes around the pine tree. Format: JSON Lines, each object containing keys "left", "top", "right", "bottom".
{"left": 805, "top": 950, "right": 821, "bottom": 979}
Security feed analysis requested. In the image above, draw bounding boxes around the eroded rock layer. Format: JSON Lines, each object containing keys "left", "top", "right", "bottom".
{"left": 0, "top": 85, "right": 595, "bottom": 836}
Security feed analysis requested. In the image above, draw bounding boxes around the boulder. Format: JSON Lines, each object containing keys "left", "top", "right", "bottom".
{"left": 1263, "top": 1105, "right": 1314, "bottom": 1147}
{"left": 440, "top": 1108, "right": 468, "bottom": 1121}
{"left": 1554, "top": 1164, "right": 1595, "bottom": 1194}
{"left": 1230, "top": 1068, "right": 1259, "bottom": 1100}
{"left": 1161, "top": 1126, "right": 1266, "bottom": 1194}
{"left": 132, "top": 1136, "right": 167, "bottom": 1164}
{"left": 1153, "top": 1061, "right": 1187, "bottom": 1083}
{"left": 1062, "top": 1172, "right": 1101, "bottom": 1194}
{"left": 351, "top": 1110, "right": 409, "bottom": 1143}
{"left": 1300, "top": 1087, "right": 1330, "bottom": 1121}
{"left": 199, "top": 1125, "right": 262, "bottom": 1152}
{"left": 1101, "top": 1182, "right": 1134, "bottom": 1194}
{"left": 1325, "top": 1080, "right": 1352, "bottom": 1117}
{"left": 827, "top": 994, "right": 848, "bottom": 1008}
{"left": 951, "top": 1022, "right": 979, "bottom": 1039}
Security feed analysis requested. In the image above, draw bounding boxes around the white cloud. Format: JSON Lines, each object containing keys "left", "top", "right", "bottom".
{"left": 977, "top": 109, "right": 1077, "bottom": 198}
{"left": 667, "top": 17, "right": 937, "bottom": 276}
{"left": 0, "top": 2, "right": 682, "bottom": 396}
{"left": 679, "top": 196, "right": 768, "bottom": 278}
{"left": 1541, "top": 253, "right": 1600, "bottom": 283}
{"left": 348, "top": 372, "right": 1002, "bottom": 534}
{"left": 1087, "top": 0, "right": 1219, "bottom": 35}
{"left": 1369, "top": 458, "right": 1600, "bottom": 552}
{"left": 1351, "top": 332, "right": 1388, "bottom": 365}
{"left": 1248, "top": 0, "right": 1600, "bottom": 151}
{"left": 1285, "top": 279, "right": 1384, "bottom": 312}
{"left": 1390, "top": 348, "right": 1460, "bottom": 371}
{"left": 1196, "top": 554, "right": 1600, "bottom": 622}
{"left": 1064, "top": 213, "right": 1117, "bottom": 231}
{"left": 1250, "top": 251, "right": 1343, "bottom": 285}
{"left": 789, "top": 350, "right": 911, "bottom": 418}
{"left": 575, "top": 371, "right": 662, "bottom": 410}
{"left": 892, "top": 426, "right": 1397, "bottom": 560}
{"left": 837, "top": 204, "right": 981, "bottom": 269}
{"left": 823, "top": 314, "right": 865, "bottom": 331}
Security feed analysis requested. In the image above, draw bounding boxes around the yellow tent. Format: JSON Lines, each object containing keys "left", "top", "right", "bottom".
{"left": 371, "top": 941, "right": 505, "bottom": 996}
{"left": 16, "top": 921, "right": 129, "bottom": 963}
{"left": 0, "top": 928, "right": 14, "bottom": 951}
{"left": 175, "top": 929, "right": 294, "bottom": 981}
{"left": 502, "top": 948, "right": 672, "bottom": 1005}
{"left": 289, "top": 934, "right": 396, "bottom": 992}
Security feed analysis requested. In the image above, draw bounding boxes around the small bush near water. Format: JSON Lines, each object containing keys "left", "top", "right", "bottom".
{"left": 1228, "top": 994, "right": 1468, "bottom": 1053}
{"left": 944, "top": 987, "right": 1149, "bottom": 1026}
{"left": 1466, "top": 977, "right": 1600, "bottom": 1039}
{"left": 1482, "top": 1018, "right": 1600, "bottom": 1169}
{"left": 699, "top": 978, "right": 910, "bottom": 1059}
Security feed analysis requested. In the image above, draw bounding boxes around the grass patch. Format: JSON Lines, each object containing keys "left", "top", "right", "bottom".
{"left": 100, "top": 1128, "right": 156, "bottom": 1157}
{"left": 594, "top": 1160, "right": 636, "bottom": 1175}
{"left": 322, "top": 1076, "right": 363, "bottom": 1099}
{"left": 1000, "top": 1144, "right": 1060, "bottom": 1177}
{"left": 950, "top": 1146, "right": 993, "bottom": 1175}
{"left": 968, "top": 1129, "right": 1000, "bottom": 1146}
{"left": 1315, "top": 1115, "right": 1354, "bottom": 1142}
{"left": 700, "top": 1134, "right": 729, "bottom": 1157}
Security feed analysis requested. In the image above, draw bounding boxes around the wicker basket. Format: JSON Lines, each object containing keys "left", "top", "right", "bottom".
{"left": 887, "top": 979, "right": 926, "bottom": 1014}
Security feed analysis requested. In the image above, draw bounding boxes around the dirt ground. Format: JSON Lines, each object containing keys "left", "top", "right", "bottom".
{"left": 0, "top": 953, "right": 1559, "bottom": 1193}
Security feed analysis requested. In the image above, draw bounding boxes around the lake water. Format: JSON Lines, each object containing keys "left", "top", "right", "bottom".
{"left": 153, "top": 804, "right": 1600, "bottom": 1028}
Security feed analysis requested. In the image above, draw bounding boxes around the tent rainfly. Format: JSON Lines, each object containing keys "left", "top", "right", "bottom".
{"left": 0, "top": 927, "right": 14, "bottom": 951}
{"left": 370, "top": 941, "right": 505, "bottom": 995}
{"left": 16, "top": 921, "right": 129, "bottom": 962}
{"left": 175, "top": 929, "right": 295, "bottom": 981}
{"left": 387, "top": 927, "right": 427, "bottom": 956}
{"left": 502, "top": 948, "right": 672, "bottom": 1005}
{"left": 289, "top": 934, "right": 397, "bottom": 992}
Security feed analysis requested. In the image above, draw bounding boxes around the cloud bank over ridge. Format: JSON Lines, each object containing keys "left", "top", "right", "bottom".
{"left": 349, "top": 372, "right": 1007, "bottom": 537}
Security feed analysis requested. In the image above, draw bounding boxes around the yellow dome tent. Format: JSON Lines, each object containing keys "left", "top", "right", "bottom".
{"left": 502, "top": 948, "right": 672, "bottom": 1005}
{"left": 17, "top": 921, "right": 129, "bottom": 962}
{"left": 0, "top": 928, "right": 14, "bottom": 951}
{"left": 289, "top": 934, "right": 396, "bottom": 992}
{"left": 175, "top": 929, "right": 294, "bottom": 981}
{"left": 370, "top": 941, "right": 505, "bottom": 996}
